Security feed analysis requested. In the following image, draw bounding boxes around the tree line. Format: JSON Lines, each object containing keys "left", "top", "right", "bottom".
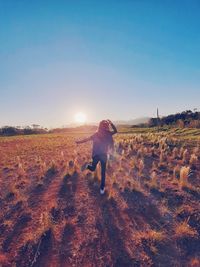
{"left": 0, "top": 125, "right": 48, "bottom": 136}
{"left": 148, "top": 110, "right": 200, "bottom": 128}
{"left": 0, "top": 124, "right": 97, "bottom": 136}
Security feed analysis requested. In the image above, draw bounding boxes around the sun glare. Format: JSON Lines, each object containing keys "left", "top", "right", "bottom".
{"left": 74, "top": 112, "right": 87, "bottom": 124}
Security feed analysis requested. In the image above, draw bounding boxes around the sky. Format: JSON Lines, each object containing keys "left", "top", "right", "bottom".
{"left": 0, "top": 0, "right": 200, "bottom": 127}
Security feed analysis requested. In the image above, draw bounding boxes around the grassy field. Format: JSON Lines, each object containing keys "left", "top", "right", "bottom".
{"left": 119, "top": 126, "right": 200, "bottom": 139}
{"left": 0, "top": 129, "right": 200, "bottom": 266}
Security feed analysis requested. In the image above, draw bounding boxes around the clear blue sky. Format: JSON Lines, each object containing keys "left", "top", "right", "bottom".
{"left": 0, "top": 0, "right": 200, "bottom": 127}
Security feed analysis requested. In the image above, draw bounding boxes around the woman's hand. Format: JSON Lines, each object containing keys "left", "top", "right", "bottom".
{"left": 107, "top": 119, "right": 117, "bottom": 134}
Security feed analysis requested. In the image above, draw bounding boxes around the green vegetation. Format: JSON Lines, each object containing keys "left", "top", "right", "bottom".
{"left": 149, "top": 110, "right": 200, "bottom": 128}
{"left": 118, "top": 126, "right": 200, "bottom": 141}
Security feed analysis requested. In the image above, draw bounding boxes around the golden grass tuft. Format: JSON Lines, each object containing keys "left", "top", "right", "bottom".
{"left": 174, "top": 221, "right": 198, "bottom": 238}
{"left": 179, "top": 166, "right": 190, "bottom": 189}
{"left": 189, "top": 154, "right": 198, "bottom": 166}
{"left": 147, "top": 229, "right": 167, "bottom": 242}
{"left": 137, "top": 229, "right": 167, "bottom": 243}
{"left": 182, "top": 149, "right": 189, "bottom": 163}
{"left": 189, "top": 257, "right": 200, "bottom": 267}
{"left": 150, "top": 171, "right": 158, "bottom": 188}
{"left": 138, "top": 159, "right": 144, "bottom": 176}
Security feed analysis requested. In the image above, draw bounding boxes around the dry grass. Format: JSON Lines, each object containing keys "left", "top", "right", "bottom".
{"left": 0, "top": 131, "right": 199, "bottom": 266}
{"left": 189, "top": 257, "right": 200, "bottom": 267}
{"left": 174, "top": 221, "right": 198, "bottom": 238}
{"left": 150, "top": 171, "right": 158, "bottom": 188}
{"left": 144, "top": 229, "right": 167, "bottom": 242}
{"left": 179, "top": 166, "right": 190, "bottom": 189}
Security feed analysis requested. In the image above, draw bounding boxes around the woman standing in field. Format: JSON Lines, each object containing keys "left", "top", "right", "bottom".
{"left": 76, "top": 120, "right": 117, "bottom": 194}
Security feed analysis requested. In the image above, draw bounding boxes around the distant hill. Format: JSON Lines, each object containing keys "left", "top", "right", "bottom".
{"left": 114, "top": 117, "right": 150, "bottom": 126}
{"left": 50, "top": 125, "right": 97, "bottom": 133}
{"left": 64, "top": 117, "right": 150, "bottom": 128}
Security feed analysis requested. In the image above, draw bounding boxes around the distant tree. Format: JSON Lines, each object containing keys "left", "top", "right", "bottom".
{"left": 1, "top": 126, "right": 18, "bottom": 136}
{"left": 32, "top": 124, "right": 40, "bottom": 129}
{"left": 149, "top": 118, "right": 159, "bottom": 127}
{"left": 24, "top": 126, "right": 34, "bottom": 135}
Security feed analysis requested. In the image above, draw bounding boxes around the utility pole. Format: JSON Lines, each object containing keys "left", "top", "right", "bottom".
{"left": 157, "top": 108, "right": 159, "bottom": 119}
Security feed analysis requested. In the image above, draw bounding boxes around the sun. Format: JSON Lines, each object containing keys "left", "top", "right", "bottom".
{"left": 74, "top": 112, "right": 87, "bottom": 124}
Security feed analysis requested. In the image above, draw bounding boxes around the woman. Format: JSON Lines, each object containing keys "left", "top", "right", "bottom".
{"left": 76, "top": 120, "right": 117, "bottom": 194}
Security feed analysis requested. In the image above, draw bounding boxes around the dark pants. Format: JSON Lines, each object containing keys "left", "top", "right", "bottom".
{"left": 87, "top": 154, "right": 107, "bottom": 190}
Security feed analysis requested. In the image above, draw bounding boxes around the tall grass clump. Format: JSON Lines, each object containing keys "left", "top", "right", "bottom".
{"left": 179, "top": 166, "right": 190, "bottom": 189}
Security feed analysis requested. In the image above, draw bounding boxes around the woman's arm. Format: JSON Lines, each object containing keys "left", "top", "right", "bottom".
{"left": 76, "top": 136, "right": 92, "bottom": 144}
{"left": 108, "top": 120, "right": 117, "bottom": 134}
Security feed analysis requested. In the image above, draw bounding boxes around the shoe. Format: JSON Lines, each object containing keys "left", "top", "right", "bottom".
{"left": 100, "top": 188, "right": 105, "bottom": 195}
{"left": 81, "top": 163, "right": 88, "bottom": 171}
